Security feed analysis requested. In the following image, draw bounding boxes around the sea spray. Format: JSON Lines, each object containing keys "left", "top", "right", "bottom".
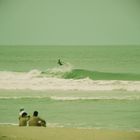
{"left": 45, "top": 63, "right": 73, "bottom": 77}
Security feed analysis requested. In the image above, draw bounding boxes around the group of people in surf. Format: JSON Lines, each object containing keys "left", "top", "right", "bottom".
{"left": 19, "top": 108, "right": 46, "bottom": 127}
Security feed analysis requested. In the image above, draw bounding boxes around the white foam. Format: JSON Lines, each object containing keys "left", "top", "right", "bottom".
{"left": 50, "top": 96, "right": 140, "bottom": 101}
{"left": 0, "top": 95, "right": 139, "bottom": 100}
{"left": 47, "top": 63, "right": 73, "bottom": 74}
{"left": 0, "top": 71, "right": 140, "bottom": 91}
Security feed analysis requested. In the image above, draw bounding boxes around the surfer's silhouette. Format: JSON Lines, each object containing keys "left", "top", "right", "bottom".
{"left": 58, "top": 59, "right": 63, "bottom": 66}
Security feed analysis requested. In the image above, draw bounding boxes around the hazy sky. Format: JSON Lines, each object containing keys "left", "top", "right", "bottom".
{"left": 0, "top": 0, "right": 140, "bottom": 45}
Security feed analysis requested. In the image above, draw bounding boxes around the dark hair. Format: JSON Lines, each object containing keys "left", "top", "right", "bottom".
{"left": 33, "top": 111, "right": 38, "bottom": 116}
{"left": 22, "top": 112, "right": 27, "bottom": 117}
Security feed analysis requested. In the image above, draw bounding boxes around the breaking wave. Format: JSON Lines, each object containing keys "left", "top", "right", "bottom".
{"left": 0, "top": 67, "right": 140, "bottom": 91}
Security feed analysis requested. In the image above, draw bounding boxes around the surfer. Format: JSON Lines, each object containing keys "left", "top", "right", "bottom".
{"left": 58, "top": 59, "right": 63, "bottom": 66}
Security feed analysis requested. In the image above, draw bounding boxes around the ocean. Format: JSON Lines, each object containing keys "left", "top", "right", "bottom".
{"left": 0, "top": 45, "right": 140, "bottom": 131}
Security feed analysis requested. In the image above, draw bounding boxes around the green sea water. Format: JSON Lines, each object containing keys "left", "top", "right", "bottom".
{"left": 0, "top": 90, "right": 140, "bottom": 130}
{"left": 0, "top": 45, "right": 140, "bottom": 130}
{"left": 0, "top": 45, "right": 140, "bottom": 74}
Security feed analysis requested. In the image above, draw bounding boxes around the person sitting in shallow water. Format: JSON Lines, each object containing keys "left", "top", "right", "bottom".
{"left": 19, "top": 112, "right": 30, "bottom": 126}
{"left": 28, "top": 111, "right": 46, "bottom": 127}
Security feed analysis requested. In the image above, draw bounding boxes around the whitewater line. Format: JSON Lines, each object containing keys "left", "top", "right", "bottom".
{"left": 1, "top": 77, "right": 140, "bottom": 91}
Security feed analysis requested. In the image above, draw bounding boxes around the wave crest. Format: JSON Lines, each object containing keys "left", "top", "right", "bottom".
{"left": 0, "top": 69, "right": 140, "bottom": 91}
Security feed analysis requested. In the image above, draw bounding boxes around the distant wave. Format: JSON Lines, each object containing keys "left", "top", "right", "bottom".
{"left": 43, "top": 65, "right": 140, "bottom": 80}
{"left": 0, "top": 95, "right": 139, "bottom": 101}
{"left": 50, "top": 96, "right": 140, "bottom": 101}
{"left": 63, "top": 69, "right": 140, "bottom": 81}
{"left": 0, "top": 68, "right": 140, "bottom": 91}
{"left": 0, "top": 96, "right": 48, "bottom": 99}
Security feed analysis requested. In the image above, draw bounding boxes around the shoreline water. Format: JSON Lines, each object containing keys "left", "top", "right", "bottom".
{"left": 0, "top": 123, "right": 140, "bottom": 132}
{"left": 0, "top": 89, "right": 140, "bottom": 131}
